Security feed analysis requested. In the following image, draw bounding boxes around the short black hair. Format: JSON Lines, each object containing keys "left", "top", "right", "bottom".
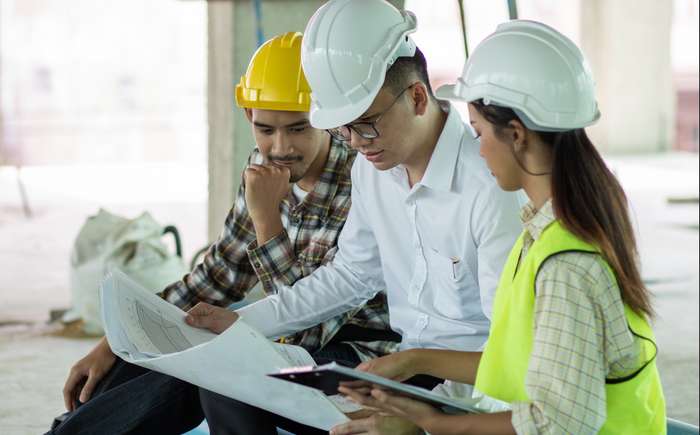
{"left": 383, "top": 45, "right": 434, "bottom": 97}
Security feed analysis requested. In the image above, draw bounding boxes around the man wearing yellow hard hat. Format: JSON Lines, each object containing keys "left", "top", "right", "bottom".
{"left": 50, "top": 32, "right": 397, "bottom": 435}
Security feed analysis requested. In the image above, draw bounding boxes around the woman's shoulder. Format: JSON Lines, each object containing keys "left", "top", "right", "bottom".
{"left": 536, "top": 250, "right": 619, "bottom": 304}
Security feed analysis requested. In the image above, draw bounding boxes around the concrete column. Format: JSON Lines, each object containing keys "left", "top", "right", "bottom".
{"left": 579, "top": 0, "right": 674, "bottom": 154}
{"left": 206, "top": 0, "right": 404, "bottom": 241}
{"left": 207, "top": 0, "right": 324, "bottom": 241}
{"left": 207, "top": 1, "right": 236, "bottom": 242}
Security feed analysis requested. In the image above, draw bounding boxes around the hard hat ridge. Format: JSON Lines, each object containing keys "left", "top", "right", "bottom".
{"left": 436, "top": 20, "right": 600, "bottom": 131}
{"left": 301, "top": 0, "right": 419, "bottom": 129}
{"left": 235, "top": 31, "right": 312, "bottom": 112}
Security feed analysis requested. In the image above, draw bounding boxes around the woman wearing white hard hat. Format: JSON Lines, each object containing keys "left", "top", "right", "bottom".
{"left": 334, "top": 20, "right": 666, "bottom": 435}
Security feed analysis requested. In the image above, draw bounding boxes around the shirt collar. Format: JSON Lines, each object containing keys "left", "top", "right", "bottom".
{"left": 417, "top": 104, "right": 464, "bottom": 193}
{"left": 520, "top": 199, "right": 556, "bottom": 241}
{"left": 291, "top": 138, "right": 352, "bottom": 220}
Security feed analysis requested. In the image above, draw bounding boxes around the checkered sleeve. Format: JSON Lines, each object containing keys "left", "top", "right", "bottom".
{"left": 161, "top": 180, "right": 259, "bottom": 311}
{"left": 246, "top": 230, "right": 302, "bottom": 296}
{"left": 511, "top": 252, "right": 619, "bottom": 435}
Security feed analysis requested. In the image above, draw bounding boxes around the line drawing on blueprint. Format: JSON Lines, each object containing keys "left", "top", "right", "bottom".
{"left": 134, "top": 301, "right": 193, "bottom": 354}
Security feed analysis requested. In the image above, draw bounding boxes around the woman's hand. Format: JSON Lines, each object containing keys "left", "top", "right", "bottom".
{"left": 330, "top": 410, "right": 424, "bottom": 435}
{"left": 338, "top": 385, "right": 441, "bottom": 430}
{"left": 355, "top": 349, "right": 421, "bottom": 382}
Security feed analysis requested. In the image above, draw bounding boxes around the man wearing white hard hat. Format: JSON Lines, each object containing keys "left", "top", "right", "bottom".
{"left": 334, "top": 20, "right": 667, "bottom": 435}
{"left": 219, "top": 0, "right": 523, "bottom": 432}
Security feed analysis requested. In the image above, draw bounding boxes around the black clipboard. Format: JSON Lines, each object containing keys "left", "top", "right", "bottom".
{"left": 268, "top": 362, "right": 480, "bottom": 414}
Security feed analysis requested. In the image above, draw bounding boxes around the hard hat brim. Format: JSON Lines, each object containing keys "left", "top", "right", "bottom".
{"left": 309, "top": 97, "right": 374, "bottom": 130}
{"left": 435, "top": 84, "right": 463, "bottom": 102}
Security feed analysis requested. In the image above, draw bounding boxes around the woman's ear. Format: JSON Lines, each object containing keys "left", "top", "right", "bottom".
{"left": 508, "top": 119, "right": 528, "bottom": 153}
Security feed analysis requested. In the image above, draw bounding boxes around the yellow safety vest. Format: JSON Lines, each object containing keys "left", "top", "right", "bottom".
{"left": 475, "top": 221, "right": 666, "bottom": 434}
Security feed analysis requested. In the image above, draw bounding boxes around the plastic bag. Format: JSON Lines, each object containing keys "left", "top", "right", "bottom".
{"left": 62, "top": 208, "right": 188, "bottom": 335}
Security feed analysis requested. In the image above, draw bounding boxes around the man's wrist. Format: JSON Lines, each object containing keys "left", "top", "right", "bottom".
{"left": 252, "top": 214, "right": 284, "bottom": 246}
{"left": 248, "top": 205, "right": 279, "bottom": 223}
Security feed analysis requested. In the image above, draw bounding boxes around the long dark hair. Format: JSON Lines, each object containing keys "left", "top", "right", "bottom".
{"left": 472, "top": 100, "right": 654, "bottom": 318}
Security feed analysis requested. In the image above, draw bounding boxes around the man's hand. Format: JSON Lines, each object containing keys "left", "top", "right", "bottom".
{"left": 331, "top": 412, "right": 423, "bottom": 435}
{"left": 185, "top": 302, "right": 238, "bottom": 334}
{"left": 244, "top": 163, "right": 291, "bottom": 222}
{"left": 63, "top": 337, "right": 116, "bottom": 411}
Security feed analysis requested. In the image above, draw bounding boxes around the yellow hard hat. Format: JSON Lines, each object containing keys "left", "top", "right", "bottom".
{"left": 235, "top": 32, "right": 312, "bottom": 112}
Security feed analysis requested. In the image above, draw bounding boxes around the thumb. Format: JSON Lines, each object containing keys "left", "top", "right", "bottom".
{"left": 185, "top": 303, "right": 214, "bottom": 330}
{"left": 355, "top": 361, "right": 372, "bottom": 372}
{"left": 185, "top": 311, "right": 213, "bottom": 330}
{"left": 79, "top": 371, "right": 99, "bottom": 403}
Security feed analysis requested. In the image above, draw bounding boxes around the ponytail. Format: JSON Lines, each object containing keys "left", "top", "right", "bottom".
{"left": 473, "top": 100, "right": 654, "bottom": 317}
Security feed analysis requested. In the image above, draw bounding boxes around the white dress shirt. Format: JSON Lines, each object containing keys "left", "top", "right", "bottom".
{"left": 238, "top": 105, "right": 523, "bottom": 352}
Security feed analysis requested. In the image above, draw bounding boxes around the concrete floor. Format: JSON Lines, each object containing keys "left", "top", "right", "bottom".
{"left": 0, "top": 154, "right": 697, "bottom": 434}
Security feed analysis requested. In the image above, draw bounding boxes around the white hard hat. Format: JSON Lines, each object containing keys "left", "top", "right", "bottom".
{"left": 437, "top": 20, "right": 600, "bottom": 131}
{"left": 302, "top": 0, "right": 417, "bottom": 129}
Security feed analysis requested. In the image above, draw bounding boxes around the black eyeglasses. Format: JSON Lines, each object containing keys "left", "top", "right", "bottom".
{"left": 327, "top": 86, "right": 411, "bottom": 142}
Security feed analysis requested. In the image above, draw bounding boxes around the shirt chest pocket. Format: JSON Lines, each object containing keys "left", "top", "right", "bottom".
{"left": 425, "top": 248, "right": 475, "bottom": 320}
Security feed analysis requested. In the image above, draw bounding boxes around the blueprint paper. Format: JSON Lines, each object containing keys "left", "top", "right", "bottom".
{"left": 99, "top": 269, "right": 350, "bottom": 430}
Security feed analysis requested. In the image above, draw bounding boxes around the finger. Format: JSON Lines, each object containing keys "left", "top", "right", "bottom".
{"left": 345, "top": 408, "right": 376, "bottom": 420}
{"left": 355, "top": 361, "right": 371, "bottom": 372}
{"left": 370, "top": 389, "right": 409, "bottom": 415}
{"left": 339, "top": 380, "right": 372, "bottom": 389}
{"left": 338, "top": 385, "right": 371, "bottom": 396}
{"left": 330, "top": 418, "right": 373, "bottom": 435}
{"left": 185, "top": 304, "right": 214, "bottom": 329}
{"left": 186, "top": 302, "right": 212, "bottom": 316}
{"left": 278, "top": 165, "right": 291, "bottom": 178}
{"left": 372, "top": 389, "right": 412, "bottom": 406}
{"left": 244, "top": 166, "right": 260, "bottom": 179}
{"left": 265, "top": 164, "right": 290, "bottom": 179}
{"left": 339, "top": 386, "right": 383, "bottom": 409}
{"left": 371, "top": 389, "right": 436, "bottom": 419}
{"left": 63, "top": 369, "right": 84, "bottom": 411}
{"left": 185, "top": 312, "right": 213, "bottom": 330}
{"left": 79, "top": 370, "right": 100, "bottom": 403}
{"left": 348, "top": 388, "right": 373, "bottom": 397}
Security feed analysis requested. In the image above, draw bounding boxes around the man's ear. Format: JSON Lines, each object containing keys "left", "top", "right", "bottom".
{"left": 508, "top": 119, "right": 528, "bottom": 153}
{"left": 244, "top": 108, "right": 253, "bottom": 123}
{"left": 409, "top": 82, "right": 430, "bottom": 116}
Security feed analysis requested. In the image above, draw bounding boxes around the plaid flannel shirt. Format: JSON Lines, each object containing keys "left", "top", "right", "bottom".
{"left": 162, "top": 139, "right": 398, "bottom": 360}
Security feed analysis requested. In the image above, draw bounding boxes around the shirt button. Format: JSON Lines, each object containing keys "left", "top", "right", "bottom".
{"left": 254, "top": 262, "right": 261, "bottom": 268}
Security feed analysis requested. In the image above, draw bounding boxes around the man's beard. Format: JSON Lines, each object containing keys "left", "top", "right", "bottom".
{"left": 288, "top": 170, "right": 304, "bottom": 183}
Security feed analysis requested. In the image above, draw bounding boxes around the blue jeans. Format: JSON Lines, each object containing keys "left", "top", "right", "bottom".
{"left": 47, "top": 343, "right": 360, "bottom": 435}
